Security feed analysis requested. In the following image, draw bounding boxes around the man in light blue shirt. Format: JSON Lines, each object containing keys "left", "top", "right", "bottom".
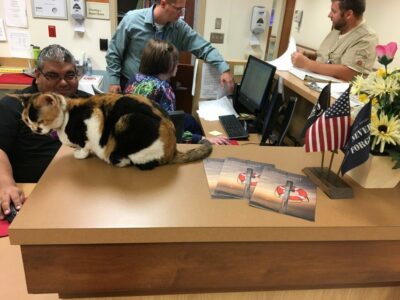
{"left": 106, "top": 0, "right": 233, "bottom": 93}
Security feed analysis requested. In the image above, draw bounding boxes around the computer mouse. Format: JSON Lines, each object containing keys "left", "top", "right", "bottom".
{"left": 4, "top": 203, "right": 18, "bottom": 224}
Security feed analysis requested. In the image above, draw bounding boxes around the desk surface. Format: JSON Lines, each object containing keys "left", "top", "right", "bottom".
{"left": 275, "top": 70, "right": 321, "bottom": 104}
{"left": 3, "top": 186, "right": 400, "bottom": 300}
{"left": 10, "top": 145, "right": 400, "bottom": 245}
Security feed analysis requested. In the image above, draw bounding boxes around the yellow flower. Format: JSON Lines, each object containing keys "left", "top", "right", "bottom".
{"left": 371, "top": 105, "right": 379, "bottom": 123}
{"left": 371, "top": 113, "right": 400, "bottom": 153}
{"left": 376, "top": 68, "right": 386, "bottom": 77}
{"left": 358, "top": 93, "right": 369, "bottom": 103}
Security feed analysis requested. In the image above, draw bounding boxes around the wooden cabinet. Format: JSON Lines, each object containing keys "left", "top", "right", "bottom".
{"left": 171, "top": 63, "right": 194, "bottom": 114}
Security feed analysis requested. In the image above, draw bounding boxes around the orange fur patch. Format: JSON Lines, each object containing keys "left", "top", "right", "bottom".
{"left": 28, "top": 94, "right": 61, "bottom": 125}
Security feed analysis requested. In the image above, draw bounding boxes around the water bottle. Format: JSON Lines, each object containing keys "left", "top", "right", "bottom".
{"left": 86, "top": 58, "right": 93, "bottom": 76}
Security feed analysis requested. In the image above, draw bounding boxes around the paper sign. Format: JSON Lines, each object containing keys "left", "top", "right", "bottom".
{"left": 0, "top": 19, "right": 6, "bottom": 41}
{"left": 200, "top": 63, "right": 221, "bottom": 99}
{"left": 7, "top": 29, "right": 31, "bottom": 58}
{"left": 86, "top": 1, "right": 110, "bottom": 19}
{"left": 5, "top": 0, "right": 28, "bottom": 28}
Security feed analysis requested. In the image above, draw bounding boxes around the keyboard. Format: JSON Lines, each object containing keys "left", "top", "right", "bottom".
{"left": 219, "top": 114, "right": 249, "bottom": 140}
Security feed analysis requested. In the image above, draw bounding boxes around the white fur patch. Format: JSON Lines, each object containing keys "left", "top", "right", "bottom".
{"left": 128, "top": 139, "right": 165, "bottom": 164}
{"left": 84, "top": 115, "right": 108, "bottom": 162}
{"left": 115, "top": 158, "right": 131, "bottom": 167}
{"left": 58, "top": 114, "right": 72, "bottom": 145}
{"left": 73, "top": 148, "right": 90, "bottom": 159}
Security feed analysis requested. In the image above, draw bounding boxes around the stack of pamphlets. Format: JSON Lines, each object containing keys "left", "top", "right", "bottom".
{"left": 203, "top": 157, "right": 317, "bottom": 221}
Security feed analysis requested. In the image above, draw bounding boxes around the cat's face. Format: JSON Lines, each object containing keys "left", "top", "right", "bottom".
{"left": 17, "top": 92, "right": 67, "bottom": 134}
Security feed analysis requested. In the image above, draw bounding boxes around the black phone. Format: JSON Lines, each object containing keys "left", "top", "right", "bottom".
{"left": 4, "top": 203, "right": 18, "bottom": 224}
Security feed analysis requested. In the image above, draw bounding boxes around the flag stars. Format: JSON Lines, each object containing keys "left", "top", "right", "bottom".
{"left": 326, "top": 90, "right": 350, "bottom": 118}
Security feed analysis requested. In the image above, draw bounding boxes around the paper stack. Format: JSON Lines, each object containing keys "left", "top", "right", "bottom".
{"left": 78, "top": 74, "right": 104, "bottom": 95}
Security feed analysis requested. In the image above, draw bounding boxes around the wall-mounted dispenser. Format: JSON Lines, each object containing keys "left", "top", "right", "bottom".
{"left": 70, "top": 0, "right": 86, "bottom": 21}
{"left": 294, "top": 10, "right": 303, "bottom": 31}
{"left": 251, "top": 6, "right": 267, "bottom": 34}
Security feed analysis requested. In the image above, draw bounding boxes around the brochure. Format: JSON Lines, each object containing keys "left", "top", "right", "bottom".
{"left": 250, "top": 168, "right": 317, "bottom": 221}
{"left": 203, "top": 158, "right": 231, "bottom": 199}
{"left": 214, "top": 157, "right": 274, "bottom": 199}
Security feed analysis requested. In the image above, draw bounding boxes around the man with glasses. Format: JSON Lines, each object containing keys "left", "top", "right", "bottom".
{"left": 106, "top": 0, "right": 234, "bottom": 93}
{"left": 0, "top": 44, "right": 91, "bottom": 220}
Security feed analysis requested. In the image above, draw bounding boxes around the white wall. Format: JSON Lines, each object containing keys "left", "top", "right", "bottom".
{"left": 0, "top": 0, "right": 111, "bottom": 69}
{"left": 1, "top": 1, "right": 273, "bottom": 69}
{"left": 290, "top": 0, "right": 400, "bottom": 67}
{"left": 203, "top": 0, "right": 273, "bottom": 61}
{"left": 2, "top": 1, "right": 399, "bottom": 69}
{"left": 290, "top": 0, "right": 331, "bottom": 49}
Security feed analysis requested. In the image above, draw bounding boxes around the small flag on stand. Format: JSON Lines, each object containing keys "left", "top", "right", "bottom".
{"left": 305, "top": 87, "right": 351, "bottom": 152}
{"left": 340, "top": 101, "right": 372, "bottom": 174}
{"left": 300, "top": 83, "right": 331, "bottom": 138}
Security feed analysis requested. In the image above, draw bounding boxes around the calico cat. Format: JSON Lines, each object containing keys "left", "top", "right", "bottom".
{"left": 15, "top": 92, "right": 212, "bottom": 170}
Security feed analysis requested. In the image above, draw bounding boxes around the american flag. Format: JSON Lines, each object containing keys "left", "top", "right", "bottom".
{"left": 300, "top": 83, "right": 331, "bottom": 138}
{"left": 305, "top": 87, "right": 351, "bottom": 152}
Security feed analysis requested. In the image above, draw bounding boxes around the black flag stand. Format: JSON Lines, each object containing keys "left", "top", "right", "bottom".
{"left": 303, "top": 151, "right": 353, "bottom": 199}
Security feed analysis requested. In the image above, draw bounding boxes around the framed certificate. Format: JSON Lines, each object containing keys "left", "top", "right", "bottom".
{"left": 32, "top": 0, "right": 68, "bottom": 20}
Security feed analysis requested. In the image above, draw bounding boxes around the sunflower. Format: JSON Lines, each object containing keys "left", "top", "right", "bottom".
{"left": 371, "top": 112, "right": 400, "bottom": 153}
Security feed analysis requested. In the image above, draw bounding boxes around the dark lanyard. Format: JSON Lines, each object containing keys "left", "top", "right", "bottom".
{"left": 154, "top": 29, "right": 165, "bottom": 40}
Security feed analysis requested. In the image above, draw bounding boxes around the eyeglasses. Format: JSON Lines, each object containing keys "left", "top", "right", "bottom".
{"left": 38, "top": 69, "right": 77, "bottom": 82}
{"left": 167, "top": 2, "right": 185, "bottom": 14}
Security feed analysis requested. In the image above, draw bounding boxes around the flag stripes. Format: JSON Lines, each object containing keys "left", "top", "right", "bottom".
{"left": 305, "top": 112, "right": 350, "bottom": 152}
{"left": 305, "top": 87, "right": 351, "bottom": 153}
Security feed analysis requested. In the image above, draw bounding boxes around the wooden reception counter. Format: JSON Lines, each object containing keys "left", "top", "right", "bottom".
{"left": 9, "top": 145, "right": 400, "bottom": 298}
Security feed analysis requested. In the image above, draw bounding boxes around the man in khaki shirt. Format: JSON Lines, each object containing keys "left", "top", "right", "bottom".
{"left": 291, "top": 0, "right": 378, "bottom": 82}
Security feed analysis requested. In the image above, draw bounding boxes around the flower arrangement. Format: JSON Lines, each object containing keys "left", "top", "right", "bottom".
{"left": 351, "top": 42, "right": 400, "bottom": 169}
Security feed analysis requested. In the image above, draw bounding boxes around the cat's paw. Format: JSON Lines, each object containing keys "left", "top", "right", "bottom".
{"left": 114, "top": 158, "right": 131, "bottom": 167}
{"left": 73, "top": 148, "right": 90, "bottom": 159}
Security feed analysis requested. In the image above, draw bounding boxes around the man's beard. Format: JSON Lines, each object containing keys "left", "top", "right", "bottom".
{"left": 333, "top": 15, "right": 347, "bottom": 32}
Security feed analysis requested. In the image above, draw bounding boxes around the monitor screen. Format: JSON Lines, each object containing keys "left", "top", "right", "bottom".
{"left": 236, "top": 56, "right": 276, "bottom": 114}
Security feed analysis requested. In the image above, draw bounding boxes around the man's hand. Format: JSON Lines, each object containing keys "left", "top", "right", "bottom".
{"left": 291, "top": 51, "right": 311, "bottom": 69}
{"left": 219, "top": 71, "right": 234, "bottom": 94}
{"left": 0, "top": 184, "right": 25, "bottom": 219}
{"left": 206, "top": 135, "right": 231, "bottom": 145}
{"left": 109, "top": 84, "right": 122, "bottom": 93}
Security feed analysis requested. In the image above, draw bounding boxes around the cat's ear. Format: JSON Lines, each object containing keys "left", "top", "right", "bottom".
{"left": 7, "top": 93, "right": 33, "bottom": 107}
{"left": 36, "top": 93, "right": 59, "bottom": 107}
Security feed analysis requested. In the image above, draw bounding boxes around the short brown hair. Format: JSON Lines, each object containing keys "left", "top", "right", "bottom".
{"left": 139, "top": 39, "right": 179, "bottom": 76}
{"left": 333, "top": 0, "right": 365, "bottom": 17}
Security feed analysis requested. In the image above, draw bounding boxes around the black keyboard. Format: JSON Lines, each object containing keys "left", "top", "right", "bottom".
{"left": 219, "top": 114, "right": 249, "bottom": 140}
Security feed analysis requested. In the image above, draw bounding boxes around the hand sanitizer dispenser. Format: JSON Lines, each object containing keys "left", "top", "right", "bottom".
{"left": 71, "top": 0, "right": 85, "bottom": 21}
{"left": 251, "top": 6, "right": 267, "bottom": 34}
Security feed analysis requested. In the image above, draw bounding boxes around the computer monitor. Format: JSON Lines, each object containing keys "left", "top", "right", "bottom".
{"left": 235, "top": 55, "right": 276, "bottom": 115}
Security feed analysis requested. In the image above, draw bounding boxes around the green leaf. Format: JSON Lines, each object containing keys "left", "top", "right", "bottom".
{"left": 386, "top": 148, "right": 400, "bottom": 169}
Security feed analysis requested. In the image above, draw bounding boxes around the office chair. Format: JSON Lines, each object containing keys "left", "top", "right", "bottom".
{"left": 259, "top": 78, "right": 284, "bottom": 146}
{"left": 167, "top": 110, "right": 185, "bottom": 143}
{"left": 260, "top": 76, "right": 298, "bottom": 146}
{"left": 273, "top": 96, "right": 298, "bottom": 146}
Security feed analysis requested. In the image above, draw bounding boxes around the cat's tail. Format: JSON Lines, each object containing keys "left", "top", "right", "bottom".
{"left": 170, "top": 139, "right": 213, "bottom": 164}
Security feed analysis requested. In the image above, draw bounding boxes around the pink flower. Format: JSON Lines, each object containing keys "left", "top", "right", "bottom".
{"left": 376, "top": 42, "right": 398, "bottom": 66}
